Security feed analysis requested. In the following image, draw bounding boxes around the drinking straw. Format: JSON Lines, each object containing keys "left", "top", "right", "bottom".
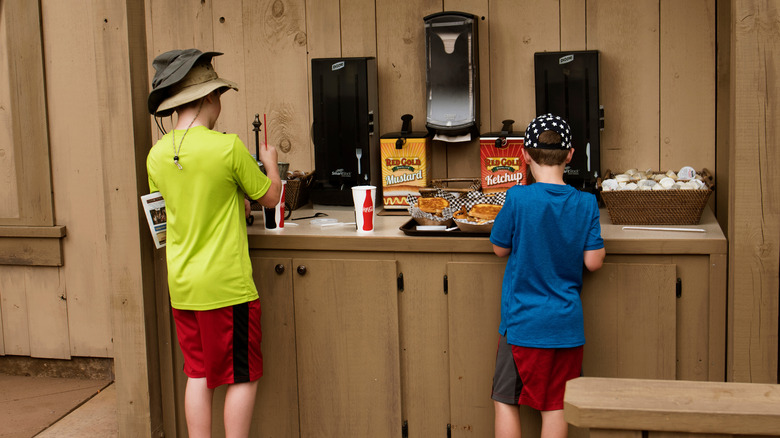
{"left": 264, "top": 113, "right": 268, "bottom": 150}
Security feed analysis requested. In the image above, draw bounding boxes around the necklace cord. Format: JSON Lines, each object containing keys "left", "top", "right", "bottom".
{"left": 172, "top": 98, "right": 205, "bottom": 170}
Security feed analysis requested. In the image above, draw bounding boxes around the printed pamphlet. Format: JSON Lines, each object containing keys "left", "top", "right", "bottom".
{"left": 141, "top": 192, "right": 166, "bottom": 248}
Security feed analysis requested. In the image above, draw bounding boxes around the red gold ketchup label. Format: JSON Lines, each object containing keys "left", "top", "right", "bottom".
{"left": 480, "top": 137, "right": 527, "bottom": 192}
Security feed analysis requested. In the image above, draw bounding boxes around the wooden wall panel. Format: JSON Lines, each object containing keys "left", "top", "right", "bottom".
{"left": 341, "top": 0, "right": 378, "bottom": 57}
{"left": 0, "top": 266, "right": 70, "bottom": 359}
{"left": 0, "top": 0, "right": 53, "bottom": 226}
{"left": 561, "top": 0, "right": 587, "bottom": 51}
{"left": 241, "top": 0, "right": 312, "bottom": 172}
{"left": 213, "top": 0, "right": 250, "bottom": 150}
{"left": 146, "top": 0, "right": 215, "bottom": 142}
{"left": 0, "top": 266, "right": 30, "bottom": 355}
{"left": 587, "top": 0, "right": 660, "bottom": 173}
{"left": 490, "top": 0, "right": 559, "bottom": 135}
{"left": 376, "top": 0, "right": 441, "bottom": 173}
{"left": 728, "top": 0, "right": 779, "bottom": 384}
{"left": 0, "top": 10, "right": 20, "bottom": 218}
{"left": 660, "top": 0, "right": 716, "bottom": 172}
{"left": 41, "top": 0, "right": 114, "bottom": 358}
{"left": 25, "top": 268, "right": 70, "bottom": 359}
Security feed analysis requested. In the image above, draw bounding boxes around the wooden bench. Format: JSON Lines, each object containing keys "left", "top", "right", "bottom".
{"left": 565, "top": 377, "right": 780, "bottom": 437}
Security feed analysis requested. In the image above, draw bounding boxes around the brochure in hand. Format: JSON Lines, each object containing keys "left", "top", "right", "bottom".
{"left": 141, "top": 192, "right": 166, "bottom": 248}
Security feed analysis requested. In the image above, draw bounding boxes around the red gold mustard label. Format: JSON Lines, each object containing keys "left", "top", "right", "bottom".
{"left": 381, "top": 137, "right": 430, "bottom": 209}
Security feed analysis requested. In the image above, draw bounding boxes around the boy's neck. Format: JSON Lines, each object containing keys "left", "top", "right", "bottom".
{"left": 529, "top": 161, "right": 567, "bottom": 185}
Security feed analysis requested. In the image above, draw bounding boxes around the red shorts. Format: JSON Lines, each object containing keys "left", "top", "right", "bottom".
{"left": 172, "top": 299, "right": 263, "bottom": 389}
{"left": 491, "top": 335, "right": 583, "bottom": 411}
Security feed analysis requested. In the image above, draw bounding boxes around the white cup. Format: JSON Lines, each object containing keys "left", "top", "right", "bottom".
{"left": 351, "top": 185, "right": 376, "bottom": 233}
{"left": 263, "top": 180, "right": 287, "bottom": 230}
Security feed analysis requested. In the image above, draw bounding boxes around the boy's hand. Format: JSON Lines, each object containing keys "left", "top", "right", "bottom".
{"left": 258, "top": 143, "right": 279, "bottom": 177}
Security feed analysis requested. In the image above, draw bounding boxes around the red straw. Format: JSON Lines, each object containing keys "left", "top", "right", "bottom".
{"left": 263, "top": 113, "right": 268, "bottom": 150}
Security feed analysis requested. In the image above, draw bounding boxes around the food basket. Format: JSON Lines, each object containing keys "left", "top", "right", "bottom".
{"left": 600, "top": 169, "right": 714, "bottom": 225}
{"left": 284, "top": 171, "right": 315, "bottom": 211}
{"left": 419, "top": 178, "right": 481, "bottom": 197}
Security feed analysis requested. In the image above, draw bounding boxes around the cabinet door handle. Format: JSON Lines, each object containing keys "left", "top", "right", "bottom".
{"left": 275, "top": 264, "right": 285, "bottom": 274}
{"left": 297, "top": 265, "right": 307, "bottom": 276}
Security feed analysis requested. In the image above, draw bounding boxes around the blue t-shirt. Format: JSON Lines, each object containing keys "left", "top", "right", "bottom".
{"left": 489, "top": 183, "right": 604, "bottom": 348}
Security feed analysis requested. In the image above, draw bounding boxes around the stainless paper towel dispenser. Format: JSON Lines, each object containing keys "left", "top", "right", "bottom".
{"left": 424, "top": 11, "right": 480, "bottom": 139}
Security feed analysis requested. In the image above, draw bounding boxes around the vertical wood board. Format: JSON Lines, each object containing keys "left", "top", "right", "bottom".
{"left": 93, "top": 0, "right": 153, "bottom": 434}
{"left": 561, "top": 0, "right": 587, "bottom": 51}
{"left": 728, "top": 0, "right": 780, "bottom": 384}
{"left": 0, "top": 6, "right": 20, "bottom": 218}
{"left": 660, "top": 0, "right": 716, "bottom": 173}
{"left": 241, "top": 0, "right": 312, "bottom": 173}
{"left": 0, "top": 265, "right": 30, "bottom": 355}
{"left": 0, "top": 0, "right": 53, "bottom": 226}
{"left": 340, "top": 0, "right": 378, "bottom": 58}
{"left": 489, "top": 0, "right": 559, "bottom": 131}
{"left": 587, "top": 0, "right": 660, "bottom": 173}
{"left": 25, "top": 267, "right": 70, "bottom": 359}
{"left": 213, "top": 0, "right": 250, "bottom": 152}
{"left": 40, "top": 0, "right": 114, "bottom": 358}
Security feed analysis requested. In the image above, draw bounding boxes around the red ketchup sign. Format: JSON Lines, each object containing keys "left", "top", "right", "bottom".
{"left": 480, "top": 136, "right": 527, "bottom": 192}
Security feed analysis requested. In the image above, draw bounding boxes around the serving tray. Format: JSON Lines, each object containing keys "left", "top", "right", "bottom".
{"left": 399, "top": 219, "right": 490, "bottom": 237}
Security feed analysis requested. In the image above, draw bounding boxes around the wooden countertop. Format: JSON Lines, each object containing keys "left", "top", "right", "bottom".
{"left": 247, "top": 205, "right": 726, "bottom": 255}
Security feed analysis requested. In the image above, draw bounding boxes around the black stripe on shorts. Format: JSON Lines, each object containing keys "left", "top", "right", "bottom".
{"left": 233, "top": 302, "right": 250, "bottom": 383}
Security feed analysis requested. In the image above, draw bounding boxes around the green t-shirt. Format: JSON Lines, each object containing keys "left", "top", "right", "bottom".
{"left": 147, "top": 126, "right": 271, "bottom": 310}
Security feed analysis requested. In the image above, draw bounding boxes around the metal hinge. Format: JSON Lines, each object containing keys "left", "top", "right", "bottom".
{"left": 444, "top": 275, "right": 448, "bottom": 295}
{"left": 402, "top": 420, "right": 408, "bottom": 437}
{"left": 676, "top": 277, "right": 682, "bottom": 298}
{"left": 398, "top": 273, "right": 404, "bottom": 292}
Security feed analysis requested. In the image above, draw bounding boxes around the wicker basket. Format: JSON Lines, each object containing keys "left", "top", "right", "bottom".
{"left": 600, "top": 169, "right": 714, "bottom": 225}
{"left": 285, "top": 171, "right": 314, "bottom": 211}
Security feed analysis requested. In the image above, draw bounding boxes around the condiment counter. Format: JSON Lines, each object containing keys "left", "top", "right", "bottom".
{"left": 247, "top": 205, "right": 727, "bottom": 255}
{"left": 169, "top": 205, "right": 727, "bottom": 437}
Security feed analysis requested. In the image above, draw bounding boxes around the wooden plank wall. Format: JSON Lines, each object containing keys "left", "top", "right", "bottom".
{"left": 728, "top": 0, "right": 779, "bottom": 384}
{"left": 144, "top": 0, "right": 717, "bottom": 179}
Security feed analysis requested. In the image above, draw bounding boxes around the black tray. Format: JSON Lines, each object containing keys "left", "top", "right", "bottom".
{"left": 399, "top": 219, "right": 490, "bottom": 237}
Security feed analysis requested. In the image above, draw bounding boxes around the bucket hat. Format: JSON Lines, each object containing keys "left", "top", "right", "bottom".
{"left": 524, "top": 113, "right": 572, "bottom": 149}
{"left": 147, "top": 49, "right": 238, "bottom": 116}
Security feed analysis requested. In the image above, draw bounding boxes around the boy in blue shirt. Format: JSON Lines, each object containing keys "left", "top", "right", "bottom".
{"left": 489, "top": 114, "right": 605, "bottom": 438}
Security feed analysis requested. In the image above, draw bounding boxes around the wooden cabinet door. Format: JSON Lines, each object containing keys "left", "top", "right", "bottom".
{"left": 208, "top": 257, "right": 300, "bottom": 437}
{"left": 447, "top": 261, "right": 505, "bottom": 438}
{"left": 292, "top": 258, "right": 402, "bottom": 438}
{"left": 582, "top": 263, "right": 677, "bottom": 380}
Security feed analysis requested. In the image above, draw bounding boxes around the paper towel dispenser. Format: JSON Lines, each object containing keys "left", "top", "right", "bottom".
{"left": 534, "top": 50, "right": 602, "bottom": 190}
{"left": 424, "top": 11, "right": 480, "bottom": 139}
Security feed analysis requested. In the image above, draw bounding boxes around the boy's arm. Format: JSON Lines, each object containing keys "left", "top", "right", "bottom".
{"left": 583, "top": 247, "right": 606, "bottom": 271}
{"left": 493, "top": 244, "right": 511, "bottom": 257}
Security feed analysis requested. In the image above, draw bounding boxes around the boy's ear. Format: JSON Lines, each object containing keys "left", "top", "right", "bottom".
{"left": 565, "top": 148, "right": 575, "bottom": 164}
{"left": 522, "top": 147, "right": 533, "bottom": 164}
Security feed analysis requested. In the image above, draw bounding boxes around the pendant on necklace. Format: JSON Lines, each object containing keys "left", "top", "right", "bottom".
{"left": 174, "top": 156, "right": 183, "bottom": 170}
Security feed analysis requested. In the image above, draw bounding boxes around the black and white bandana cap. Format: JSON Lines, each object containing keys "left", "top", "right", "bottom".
{"left": 524, "top": 113, "right": 572, "bottom": 149}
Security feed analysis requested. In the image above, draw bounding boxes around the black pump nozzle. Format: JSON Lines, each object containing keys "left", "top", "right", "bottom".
{"left": 400, "top": 114, "right": 414, "bottom": 135}
{"left": 500, "top": 119, "right": 514, "bottom": 135}
{"left": 396, "top": 114, "right": 414, "bottom": 149}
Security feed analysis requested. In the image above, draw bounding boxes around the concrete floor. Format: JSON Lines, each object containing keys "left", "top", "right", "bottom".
{"left": 0, "top": 373, "right": 115, "bottom": 438}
